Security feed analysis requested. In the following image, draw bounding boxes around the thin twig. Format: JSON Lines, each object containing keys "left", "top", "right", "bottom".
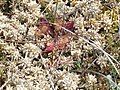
{"left": 0, "top": 78, "right": 10, "bottom": 90}
{"left": 54, "top": 0, "right": 58, "bottom": 17}
{"left": 4, "top": 38, "right": 52, "bottom": 44}
{"left": 84, "top": 58, "right": 98, "bottom": 72}
{"left": 41, "top": 0, "right": 53, "bottom": 15}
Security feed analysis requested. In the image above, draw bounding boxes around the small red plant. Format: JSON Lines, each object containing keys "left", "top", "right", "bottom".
{"left": 35, "top": 17, "right": 74, "bottom": 53}
{"left": 56, "top": 35, "right": 69, "bottom": 50}
{"left": 35, "top": 17, "right": 50, "bottom": 37}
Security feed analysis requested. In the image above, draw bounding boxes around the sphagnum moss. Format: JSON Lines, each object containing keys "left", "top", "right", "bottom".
{"left": 0, "top": 0, "right": 120, "bottom": 90}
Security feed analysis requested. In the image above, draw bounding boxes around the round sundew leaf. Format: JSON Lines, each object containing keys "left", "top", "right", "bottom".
{"left": 57, "top": 35, "right": 69, "bottom": 50}
{"left": 64, "top": 21, "right": 74, "bottom": 32}
{"left": 44, "top": 41, "right": 55, "bottom": 53}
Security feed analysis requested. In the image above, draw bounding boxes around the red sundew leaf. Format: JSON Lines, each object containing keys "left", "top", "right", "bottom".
{"left": 35, "top": 28, "right": 42, "bottom": 36}
{"left": 35, "top": 25, "right": 48, "bottom": 37}
{"left": 37, "top": 17, "right": 49, "bottom": 25}
{"left": 35, "top": 17, "right": 51, "bottom": 36}
{"left": 44, "top": 41, "right": 55, "bottom": 53}
{"left": 57, "top": 35, "right": 69, "bottom": 50}
{"left": 64, "top": 21, "right": 74, "bottom": 31}
{"left": 48, "top": 25, "right": 56, "bottom": 38}
{"left": 40, "top": 25, "right": 49, "bottom": 34}
{"left": 36, "top": 17, "right": 57, "bottom": 37}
